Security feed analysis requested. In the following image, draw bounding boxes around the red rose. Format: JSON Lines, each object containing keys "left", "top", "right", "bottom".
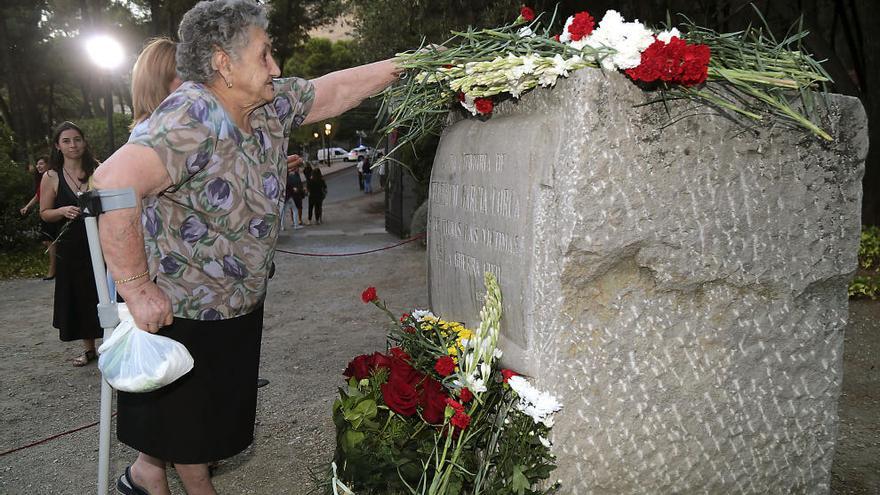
{"left": 451, "top": 411, "right": 471, "bottom": 430}
{"left": 403, "top": 326, "right": 416, "bottom": 334}
{"left": 420, "top": 378, "right": 448, "bottom": 424}
{"left": 501, "top": 369, "right": 518, "bottom": 383}
{"left": 390, "top": 357, "right": 422, "bottom": 385}
{"left": 390, "top": 347, "right": 411, "bottom": 362}
{"left": 459, "top": 387, "right": 473, "bottom": 403}
{"left": 381, "top": 376, "right": 419, "bottom": 416}
{"left": 519, "top": 6, "right": 535, "bottom": 22}
{"left": 474, "top": 97, "right": 494, "bottom": 115}
{"left": 567, "top": 11, "right": 595, "bottom": 41}
{"left": 434, "top": 356, "right": 456, "bottom": 377}
{"left": 361, "top": 286, "right": 378, "bottom": 303}
{"left": 343, "top": 354, "right": 373, "bottom": 380}
{"left": 370, "top": 352, "right": 392, "bottom": 370}
{"left": 399, "top": 313, "right": 410, "bottom": 323}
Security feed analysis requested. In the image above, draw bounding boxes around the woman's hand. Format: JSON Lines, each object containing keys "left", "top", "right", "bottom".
{"left": 117, "top": 280, "right": 173, "bottom": 333}
{"left": 60, "top": 205, "right": 81, "bottom": 220}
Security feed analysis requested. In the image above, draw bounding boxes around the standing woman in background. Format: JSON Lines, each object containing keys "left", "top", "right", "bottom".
{"left": 307, "top": 167, "right": 327, "bottom": 224}
{"left": 21, "top": 156, "right": 57, "bottom": 280}
{"left": 39, "top": 121, "right": 102, "bottom": 366}
{"left": 131, "top": 37, "right": 181, "bottom": 132}
{"left": 130, "top": 37, "right": 181, "bottom": 280}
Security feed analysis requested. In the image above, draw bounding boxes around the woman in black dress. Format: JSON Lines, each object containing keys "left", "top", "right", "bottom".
{"left": 39, "top": 121, "right": 102, "bottom": 366}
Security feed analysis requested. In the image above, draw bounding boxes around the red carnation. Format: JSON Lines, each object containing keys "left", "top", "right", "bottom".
{"left": 474, "top": 97, "right": 494, "bottom": 115}
{"left": 399, "top": 313, "right": 410, "bottom": 323}
{"left": 434, "top": 356, "right": 456, "bottom": 377}
{"left": 451, "top": 411, "right": 471, "bottom": 430}
{"left": 457, "top": 92, "right": 466, "bottom": 102}
{"left": 567, "top": 11, "right": 595, "bottom": 41}
{"left": 361, "top": 286, "right": 378, "bottom": 303}
{"left": 501, "top": 369, "right": 518, "bottom": 383}
{"left": 459, "top": 387, "right": 474, "bottom": 403}
{"left": 553, "top": 34, "right": 561, "bottom": 42}
{"left": 519, "top": 6, "right": 535, "bottom": 22}
{"left": 403, "top": 326, "right": 416, "bottom": 334}
{"left": 445, "top": 397, "right": 464, "bottom": 412}
{"left": 420, "top": 378, "right": 449, "bottom": 424}
{"left": 381, "top": 376, "right": 419, "bottom": 416}
{"left": 625, "top": 37, "right": 710, "bottom": 87}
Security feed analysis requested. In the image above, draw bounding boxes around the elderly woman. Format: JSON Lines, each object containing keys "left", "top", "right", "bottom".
{"left": 92, "top": 0, "right": 401, "bottom": 493}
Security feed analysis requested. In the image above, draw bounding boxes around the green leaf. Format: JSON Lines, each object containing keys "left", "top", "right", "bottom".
{"left": 511, "top": 464, "right": 530, "bottom": 495}
{"left": 341, "top": 429, "right": 366, "bottom": 452}
{"left": 343, "top": 399, "right": 378, "bottom": 429}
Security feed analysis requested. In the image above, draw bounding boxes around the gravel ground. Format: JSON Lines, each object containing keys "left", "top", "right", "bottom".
{"left": 0, "top": 189, "right": 876, "bottom": 494}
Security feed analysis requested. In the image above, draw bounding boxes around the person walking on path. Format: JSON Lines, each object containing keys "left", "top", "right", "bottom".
{"left": 92, "top": 0, "right": 403, "bottom": 493}
{"left": 40, "top": 122, "right": 103, "bottom": 366}
{"left": 283, "top": 155, "right": 305, "bottom": 229}
{"left": 307, "top": 167, "right": 328, "bottom": 224}
{"left": 21, "top": 156, "right": 57, "bottom": 280}
{"left": 361, "top": 154, "right": 373, "bottom": 193}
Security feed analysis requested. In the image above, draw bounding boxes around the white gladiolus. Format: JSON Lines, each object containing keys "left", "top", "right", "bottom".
{"left": 539, "top": 436, "right": 552, "bottom": 448}
{"left": 507, "top": 375, "right": 563, "bottom": 426}
{"left": 459, "top": 94, "right": 478, "bottom": 115}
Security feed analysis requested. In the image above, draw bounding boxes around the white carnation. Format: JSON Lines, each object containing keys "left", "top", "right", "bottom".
{"left": 411, "top": 309, "right": 436, "bottom": 321}
{"left": 656, "top": 27, "right": 681, "bottom": 44}
{"left": 507, "top": 375, "right": 563, "bottom": 426}
{"left": 585, "top": 10, "right": 654, "bottom": 70}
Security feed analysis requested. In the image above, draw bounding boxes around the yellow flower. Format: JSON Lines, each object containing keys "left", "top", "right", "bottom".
{"left": 457, "top": 328, "right": 474, "bottom": 340}
{"left": 447, "top": 346, "right": 458, "bottom": 356}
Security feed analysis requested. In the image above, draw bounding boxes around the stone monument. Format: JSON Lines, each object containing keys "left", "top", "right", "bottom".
{"left": 428, "top": 68, "right": 867, "bottom": 493}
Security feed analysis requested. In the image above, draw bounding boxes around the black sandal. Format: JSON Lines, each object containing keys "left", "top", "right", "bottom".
{"left": 72, "top": 349, "right": 97, "bottom": 367}
{"left": 116, "top": 465, "right": 150, "bottom": 495}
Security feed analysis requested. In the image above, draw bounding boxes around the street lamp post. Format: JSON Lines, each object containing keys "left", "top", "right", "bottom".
{"left": 324, "top": 123, "right": 332, "bottom": 165}
{"left": 85, "top": 35, "right": 124, "bottom": 157}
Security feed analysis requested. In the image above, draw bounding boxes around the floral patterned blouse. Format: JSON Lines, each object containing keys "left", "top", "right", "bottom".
{"left": 130, "top": 78, "right": 314, "bottom": 320}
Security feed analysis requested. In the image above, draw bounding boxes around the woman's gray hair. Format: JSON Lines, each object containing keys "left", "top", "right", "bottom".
{"left": 176, "top": 0, "right": 269, "bottom": 83}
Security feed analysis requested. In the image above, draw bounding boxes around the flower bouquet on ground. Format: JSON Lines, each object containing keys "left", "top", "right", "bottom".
{"left": 379, "top": 5, "right": 833, "bottom": 161}
{"left": 328, "top": 274, "right": 562, "bottom": 494}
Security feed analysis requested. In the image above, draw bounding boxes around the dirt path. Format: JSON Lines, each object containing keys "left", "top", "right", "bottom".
{"left": 0, "top": 190, "right": 876, "bottom": 494}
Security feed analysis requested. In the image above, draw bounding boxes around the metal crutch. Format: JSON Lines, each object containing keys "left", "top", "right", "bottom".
{"left": 78, "top": 188, "right": 137, "bottom": 495}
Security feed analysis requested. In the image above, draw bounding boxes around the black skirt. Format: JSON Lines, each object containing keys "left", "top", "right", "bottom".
{"left": 116, "top": 306, "right": 264, "bottom": 464}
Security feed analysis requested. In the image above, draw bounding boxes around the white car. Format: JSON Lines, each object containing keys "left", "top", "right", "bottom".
{"left": 346, "top": 146, "right": 373, "bottom": 162}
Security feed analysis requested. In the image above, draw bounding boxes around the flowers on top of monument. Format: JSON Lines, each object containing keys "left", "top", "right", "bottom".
{"left": 377, "top": 5, "right": 834, "bottom": 162}
{"left": 330, "top": 273, "right": 563, "bottom": 494}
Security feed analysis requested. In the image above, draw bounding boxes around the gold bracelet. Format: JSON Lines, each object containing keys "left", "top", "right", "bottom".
{"left": 114, "top": 269, "right": 150, "bottom": 285}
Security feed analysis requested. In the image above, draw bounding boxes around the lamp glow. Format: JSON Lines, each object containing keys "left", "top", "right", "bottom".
{"left": 85, "top": 35, "right": 125, "bottom": 70}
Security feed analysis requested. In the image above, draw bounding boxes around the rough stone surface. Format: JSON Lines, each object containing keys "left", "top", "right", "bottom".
{"left": 428, "top": 68, "right": 868, "bottom": 494}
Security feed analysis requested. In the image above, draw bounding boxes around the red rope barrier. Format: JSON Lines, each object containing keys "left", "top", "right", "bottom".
{"left": 0, "top": 412, "right": 117, "bottom": 457}
{"left": 275, "top": 232, "right": 426, "bottom": 257}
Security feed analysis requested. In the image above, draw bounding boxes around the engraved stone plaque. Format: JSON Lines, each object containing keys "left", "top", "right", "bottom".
{"left": 427, "top": 68, "right": 868, "bottom": 493}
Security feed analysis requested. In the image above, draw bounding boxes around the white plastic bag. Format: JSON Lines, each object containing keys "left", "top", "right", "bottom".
{"left": 98, "top": 303, "right": 194, "bottom": 393}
